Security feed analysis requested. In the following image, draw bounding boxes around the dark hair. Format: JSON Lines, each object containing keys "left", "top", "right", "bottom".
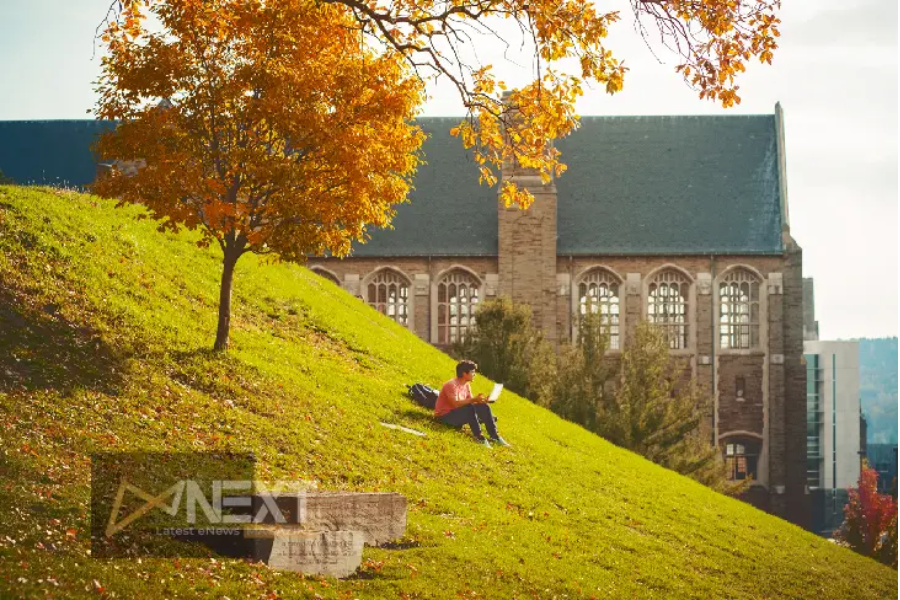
{"left": 456, "top": 360, "right": 478, "bottom": 378}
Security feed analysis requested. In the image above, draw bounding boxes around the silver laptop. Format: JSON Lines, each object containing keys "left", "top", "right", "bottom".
{"left": 488, "top": 383, "right": 503, "bottom": 403}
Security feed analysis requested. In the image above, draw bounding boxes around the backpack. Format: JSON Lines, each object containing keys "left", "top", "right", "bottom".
{"left": 407, "top": 383, "right": 439, "bottom": 410}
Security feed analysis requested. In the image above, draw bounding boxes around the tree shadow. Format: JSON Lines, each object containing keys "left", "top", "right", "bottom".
{"left": 0, "top": 288, "right": 125, "bottom": 395}
{"left": 164, "top": 347, "right": 264, "bottom": 399}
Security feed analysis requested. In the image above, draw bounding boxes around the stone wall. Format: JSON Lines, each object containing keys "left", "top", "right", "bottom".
{"left": 717, "top": 355, "right": 766, "bottom": 434}
{"left": 498, "top": 180, "right": 559, "bottom": 343}
{"left": 782, "top": 242, "right": 808, "bottom": 527}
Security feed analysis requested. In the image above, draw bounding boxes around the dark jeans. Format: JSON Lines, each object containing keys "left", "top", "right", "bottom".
{"left": 439, "top": 404, "right": 499, "bottom": 439}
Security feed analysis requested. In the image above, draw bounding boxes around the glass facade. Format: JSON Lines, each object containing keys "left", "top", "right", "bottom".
{"left": 832, "top": 354, "right": 838, "bottom": 507}
{"left": 806, "top": 354, "right": 824, "bottom": 488}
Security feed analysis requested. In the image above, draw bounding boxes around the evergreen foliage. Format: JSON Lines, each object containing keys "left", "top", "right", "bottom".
{"left": 453, "top": 297, "right": 555, "bottom": 401}
{"left": 462, "top": 301, "right": 738, "bottom": 492}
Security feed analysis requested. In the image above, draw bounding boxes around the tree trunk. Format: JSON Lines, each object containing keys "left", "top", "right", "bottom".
{"left": 214, "top": 250, "right": 240, "bottom": 352}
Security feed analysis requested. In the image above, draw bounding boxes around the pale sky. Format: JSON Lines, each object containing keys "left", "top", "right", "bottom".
{"left": 0, "top": 0, "right": 897, "bottom": 339}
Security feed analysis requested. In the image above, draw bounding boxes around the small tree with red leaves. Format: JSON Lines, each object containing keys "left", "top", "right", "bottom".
{"left": 834, "top": 462, "right": 898, "bottom": 568}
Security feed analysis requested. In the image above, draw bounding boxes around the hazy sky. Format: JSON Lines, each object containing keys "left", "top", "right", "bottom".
{"left": 0, "top": 0, "right": 896, "bottom": 339}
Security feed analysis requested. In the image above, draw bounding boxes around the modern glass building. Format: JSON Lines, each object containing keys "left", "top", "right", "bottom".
{"left": 803, "top": 340, "right": 861, "bottom": 536}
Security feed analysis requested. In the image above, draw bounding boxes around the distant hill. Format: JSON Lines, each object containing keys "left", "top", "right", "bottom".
{"left": 857, "top": 337, "right": 898, "bottom": 444}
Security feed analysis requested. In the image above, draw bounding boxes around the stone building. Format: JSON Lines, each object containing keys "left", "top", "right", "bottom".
{"left": 0, "top": 112, "right": 808, "bottom": 526}
{"left": 308, "top": 105, "right": 808, "bottom": 526}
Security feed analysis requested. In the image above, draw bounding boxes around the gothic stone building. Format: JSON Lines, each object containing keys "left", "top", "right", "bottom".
{"left": 308, "top": 105, "right": 808, "bottom": 526}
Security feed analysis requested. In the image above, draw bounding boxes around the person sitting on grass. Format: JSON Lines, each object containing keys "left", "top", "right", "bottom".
{"left": 434, "top": 360, "right": 509, "bottom": 448}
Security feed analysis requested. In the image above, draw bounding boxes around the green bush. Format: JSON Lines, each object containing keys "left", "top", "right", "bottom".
{"left": 453, "top": 296, "right": 555, "bottom": 400}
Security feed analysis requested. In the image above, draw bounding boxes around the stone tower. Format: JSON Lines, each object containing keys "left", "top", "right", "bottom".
{"left": 496, "top": 126, "right": 560, "bottom": 343}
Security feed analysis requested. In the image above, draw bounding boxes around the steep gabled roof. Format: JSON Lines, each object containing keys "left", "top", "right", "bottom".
{"left": 0, "top": 115, "right": 785, "bottom": 256}
{"left": 352, "top": 118, "right": 499, "bottom": 257}
{"left": 554, "top": 115, "right": 783, "bottom": 255}
{"left": 356, "top": 114, "right": 784, "bottom": 256}
{"left": 0, "top": 120, "right": 116, "bottom": 188}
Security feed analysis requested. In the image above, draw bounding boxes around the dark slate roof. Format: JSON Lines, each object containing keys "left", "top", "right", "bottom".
{"left": 554, "top": 115, "right": 783, "bottom": 255}
{"left": 0, "top": 120, "right": 116, "bottom": 188}
{"left": 356, "top": 114, "right": 783, "bottom": 256}
{"left": 0, "top": 115, "right": 784, "bottom": 256}
{"left": 351, "top": 117, "right": 498, "bottom": 256}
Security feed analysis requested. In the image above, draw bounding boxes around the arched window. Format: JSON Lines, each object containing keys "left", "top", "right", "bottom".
{"left": 577, "top": 268, "right": 621, "bottom": 350}
{"left": 366, "top": 270, "right": 410, "bottom": 327}
{"left": 436, "top": 270, "right": 481, "bottom": 345}
{"left": 310, "top": 267, "right": 340, "bottom": 287}
{"left": 722, "top": 437, "right": 761, "bottom": 481}
{"left": 719, "top": 269, "right": 761, "bottom": 349}
{"left": 647, "top": 269, "right": 690, "bottom": 350}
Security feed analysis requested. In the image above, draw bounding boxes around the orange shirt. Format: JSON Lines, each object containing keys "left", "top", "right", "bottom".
{"left": 434, "top": 378, "right": 472, "bottom": 417}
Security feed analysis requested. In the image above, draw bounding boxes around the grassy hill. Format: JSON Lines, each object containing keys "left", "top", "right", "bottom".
{"left": 0, "top": 185, "right": 895, "bottom": 599}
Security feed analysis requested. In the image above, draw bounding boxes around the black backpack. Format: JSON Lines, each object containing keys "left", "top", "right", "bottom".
{"left": 407, "top": 383, "right": 439, "bottom": 410}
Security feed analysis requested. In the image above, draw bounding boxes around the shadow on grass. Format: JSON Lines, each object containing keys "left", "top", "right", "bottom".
{"left": 394, "top": 404, "right": 500, "bottom": 434}
{"left": 0, "top": 288, "right": 125, "bottom": 395}
{"left": 165, "top": 347, "right": 265, "bottom": 400}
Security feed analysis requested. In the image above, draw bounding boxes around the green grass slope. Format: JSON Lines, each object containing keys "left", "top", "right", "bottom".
{"left": 0, "top": 185, "right": 894, "bottom": 600}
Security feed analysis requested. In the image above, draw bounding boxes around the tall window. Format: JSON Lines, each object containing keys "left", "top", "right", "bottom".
{"left": 723, "top": 438, "right": 760, "bottom": 481}
{"left": 577, "top": 268, "right": 621, "bottom": 350}
{"left": 366, "top": 270, "right": 410, "bottom": 327}
{"left": 310, "top": 267, "right": 340, "bottom": 287}
{"left": 647, "top": 269, "right": 690, "bottom": 350}
{"left": 719, "top": 269, "right": 761, "bottom": 349}
{"left": 436, "top": 270, "right": 481, "bottom": 345}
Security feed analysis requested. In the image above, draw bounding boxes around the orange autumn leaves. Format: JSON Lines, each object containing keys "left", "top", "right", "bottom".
{"left": 645, "top": 0, "right": 782, "bottom": 108}
{"left": 93, "top": 0, "right": 780, "bottom": 348}
{"left": 94, "top": 0, "right": 425, "bottom": 261}
{"left": 107, "top": 0, "right": 781, "bottom": 211}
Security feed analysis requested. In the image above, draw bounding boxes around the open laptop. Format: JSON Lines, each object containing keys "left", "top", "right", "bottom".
{"left": 487, "top": 383, "right": 503, "bottom": 403}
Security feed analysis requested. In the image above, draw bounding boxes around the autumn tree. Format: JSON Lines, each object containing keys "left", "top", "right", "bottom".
{"left": 835, "top": 463, "right": 898, "bottom": 568}
{"left": 97, "top": 0, "right": 781, "bottom": 350}
{"left": 93, "top": 0, "right": 424, "bottom": 350}
{"left": 105, "top": 0, "right": 781, "bottom": 208}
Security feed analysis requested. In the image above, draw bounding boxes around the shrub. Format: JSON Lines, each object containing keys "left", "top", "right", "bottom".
{"left": 835, "top": 463, "right": 898, "bottom": 568}
{"left": 539, "top": 311, "right": 611, "bottom": 433}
